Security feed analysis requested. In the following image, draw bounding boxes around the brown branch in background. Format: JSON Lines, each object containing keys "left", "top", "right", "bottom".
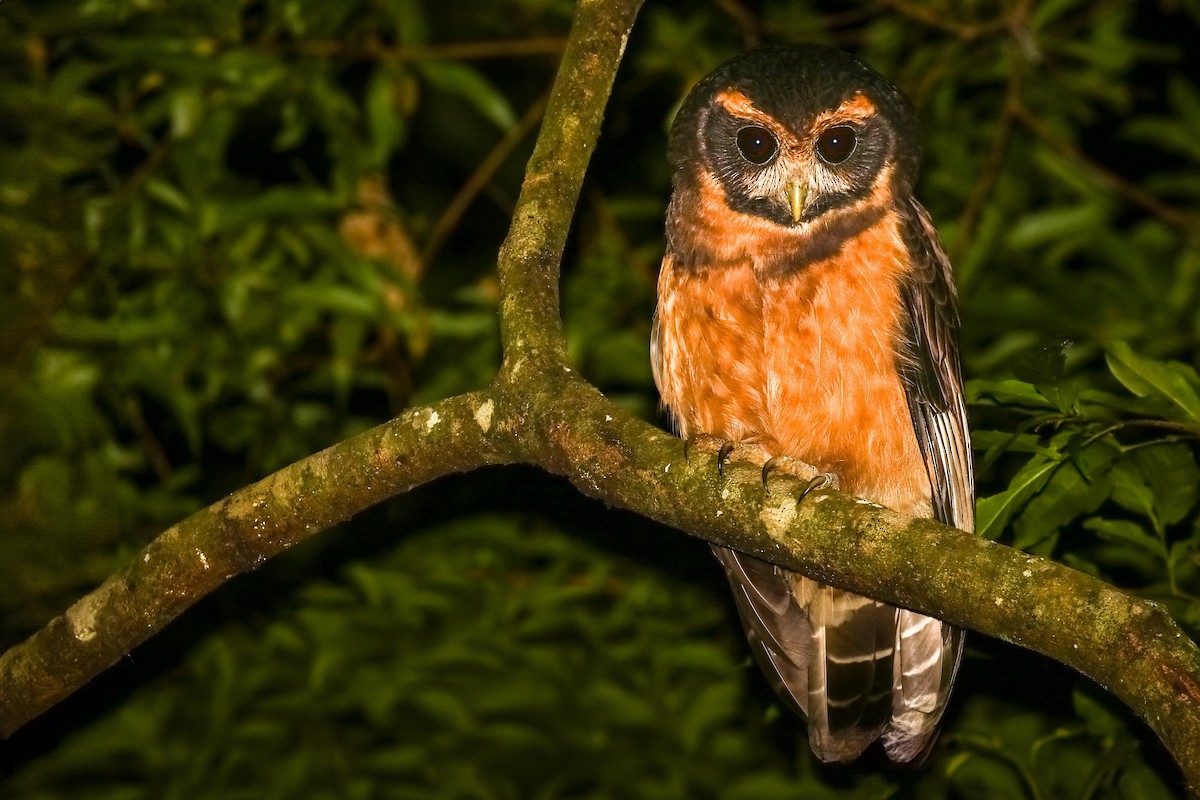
{"left": 876, "top": 0, "right": 1036, "bottom": 48}
{"left": 1013, "top": 102, "right": 1200, "bottom": 240}
{"left": 421, "top": 90, "right": 551, "bottom": 269}
{"left": 125, "top": 395, "right": 175, "bottom": 482}
{"left": 288, "top": 37, "right": 568, "bottom": 62}
{"left": 714, "top": 0, "right": 761, "bottom": 48}
{"left": 875, "top": 0, "right": 1013, "bottom": 41}
{"left": 709, "top": 2, "right": 878, "bottom": 49}
{"left": 950, "top": 66, "right": 1021, "bottom": 266}
{"left": 875, "top": 0, "right": 990, "bottom": 40}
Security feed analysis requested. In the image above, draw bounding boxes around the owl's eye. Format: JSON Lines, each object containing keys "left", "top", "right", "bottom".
{"left": 816, "top": 126, "right": 857, "bottom": 164}
{"left": 736, "top": 126, "right": 778, "bottom": 164}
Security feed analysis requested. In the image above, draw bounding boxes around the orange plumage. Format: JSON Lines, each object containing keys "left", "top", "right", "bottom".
{"left": 656, "top": 205, "right": 930, "bottom": 517}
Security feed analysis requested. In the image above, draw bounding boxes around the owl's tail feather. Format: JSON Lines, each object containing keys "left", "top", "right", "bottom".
{"left": 714, "top": 546, "right": 965, "bottom": 763}
{"left": 882, "top": 611, "right": 964, "bottom": 762}
{"left": 712, "top": 546, "right": 813, "bottom": 717}
{"left": 796, "top": 579, "right": 895, "bottom": 762}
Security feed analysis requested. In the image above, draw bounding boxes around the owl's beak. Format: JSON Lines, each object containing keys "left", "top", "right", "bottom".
{"left": 787, "top": 179, "right": 807, "bottom": 223}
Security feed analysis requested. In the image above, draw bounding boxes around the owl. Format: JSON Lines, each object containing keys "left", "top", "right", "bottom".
{"left": 651, "top": 44, "right": 973, "bottom": 762}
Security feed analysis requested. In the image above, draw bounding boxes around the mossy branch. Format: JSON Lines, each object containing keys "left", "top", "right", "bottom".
{"left": 0, "top": 392, "right": 511, "bottom": 738}
{"left": 1, "top": 0, "right": 1198, "bottom": 793}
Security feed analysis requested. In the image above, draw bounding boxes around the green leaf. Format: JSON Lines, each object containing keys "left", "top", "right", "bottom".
{"left": 1105, "top": 342, "right": 1200, "bottom": 424}
{"left": 144, "top": 178, "right": 192, "bottom": 215}
{"left": 977, "top": 455, "right": 1060, "bottom": 540}
{"left": 678, "top": 681, "right": 739, "bottom": 750}
{"left": 972, "top": 430, "right": 1052, "bottom": 454}
{"left": 418, "top": 61, "right": 517, "bottom": 130}
{"left": 365, "top": 66, "right": 410, "bottom": 168}
{"left": 1011, "top": 442, "right": 1117, "bottom": 550}
{"left": 967, "top": 379, "right": 1058, "bottom": 411}
{"left": 1132, "top": 443, "right": 1200, "bottom": 527}
{"left": 202, "top": 187, "right": 340, "bottom": 234}
{"left": 1008, "top": 203, "right": 1109, "bottom": 250}
{"left": 170, "top": 86, "right": 205, "bottom": 138}
{"left": 1083, "top": 518, "right": 1163, "bottom": 557}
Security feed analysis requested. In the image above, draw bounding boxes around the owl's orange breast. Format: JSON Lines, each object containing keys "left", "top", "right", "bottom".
{"left": 655, "top": 209, "right": 931, "bottom": 518}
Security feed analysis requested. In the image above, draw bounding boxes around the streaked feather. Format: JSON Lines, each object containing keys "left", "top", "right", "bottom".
{"left": 882, "top": 197, "right": 974, "bottom": 762}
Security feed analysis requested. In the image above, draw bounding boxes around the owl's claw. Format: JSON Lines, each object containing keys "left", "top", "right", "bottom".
{"left": 796, "top": 472, "right": 839, "bottom": 505}
{"left": 681, "top": 434, "right": 731, "bottom": 475}
{"left": 764, "top": 458, "right": 837, "bottom": 501}
{"left": 680, "top": 434, "right": 759, "bottom": 480}
{"left": 761, "top": 455, "right": 785, "bottom": 488}
{"left": 716, "top": 441, "right": 736, "bottom": 477}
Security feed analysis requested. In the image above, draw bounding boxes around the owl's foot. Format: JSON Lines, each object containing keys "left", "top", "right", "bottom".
{"left": 684, "top": 436, "right": 816, "bottom": 482}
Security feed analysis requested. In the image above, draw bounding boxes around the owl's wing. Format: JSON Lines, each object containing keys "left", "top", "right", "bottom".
{"left": 897, "top": 199, "right": 974, "bottom": 535}
{"left": 710, "top": 546, "right": 814, "bottom": 717}
{"left": 713, "top": 547, "right": 897, "bottom": 762}
{"left": 882, "top": 197, "right": 974, "bottom": 762}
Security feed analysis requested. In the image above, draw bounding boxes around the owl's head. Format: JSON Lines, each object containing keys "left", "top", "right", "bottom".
{"left": 669, "top": 44, "right": 920, "bottom": 230}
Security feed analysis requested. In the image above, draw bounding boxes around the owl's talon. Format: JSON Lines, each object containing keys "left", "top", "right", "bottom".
{"left": 716, "top": 441, "right": 735, "bottom": 477}
{"left": 796, "top": 472, "right": 839, "bottom": 505}
{"left": 761, "top": 455, "right": 785, "bottom": 489}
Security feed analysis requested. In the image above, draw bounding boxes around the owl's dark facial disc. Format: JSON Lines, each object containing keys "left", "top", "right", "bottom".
{"left": 669, "top": 44, "right": 920, "bottom": 230}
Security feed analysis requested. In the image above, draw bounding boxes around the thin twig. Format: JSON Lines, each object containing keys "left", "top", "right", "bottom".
{"left": 714, "top": 0, "right": 761, "bottom": 48}
{"left": 950, "top": 61, "right": 1021, "bottom": 266}
{"left": 282, "top": 37, "right": 567, "bottom": 62}
{"left": 125, "top": 396, "right": 175, "bottom": 482}
{"left": 1012, "top": 102, "right": 1200, "bottom": 239}
{"left": 421, "top": 90, "right": 551, "bottom": 268}
{"left": 875, "top": 0, "right": 1012, "bottom": 41}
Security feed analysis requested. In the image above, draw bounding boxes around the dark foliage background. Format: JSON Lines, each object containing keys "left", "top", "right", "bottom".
{"left": 2, "top": 0, "right": 1199, "bottom": 797}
